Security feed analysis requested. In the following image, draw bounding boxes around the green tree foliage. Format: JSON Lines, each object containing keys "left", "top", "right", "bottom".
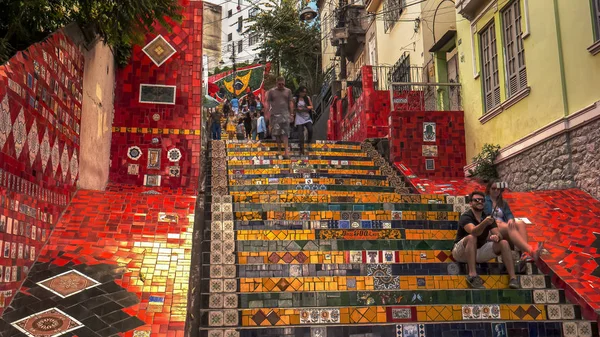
{"left": 246, "top": 0, "right": 323, "bottom": 95}
{"left": 0, "top": 0, "right": 182, "bottom": 66}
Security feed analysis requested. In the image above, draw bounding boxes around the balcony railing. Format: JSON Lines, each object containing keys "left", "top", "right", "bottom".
{"left": 390, "top": 82, "right": 462, "bottom": 112}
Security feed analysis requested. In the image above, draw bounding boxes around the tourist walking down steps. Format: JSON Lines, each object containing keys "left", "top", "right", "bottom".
{"left": 264, "top": 76, "right": 294, "bottom": 158}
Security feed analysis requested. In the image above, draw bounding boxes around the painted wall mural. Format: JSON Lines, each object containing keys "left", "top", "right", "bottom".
{"left": 0, "top": 31, "right": 84, "bottom": 314}
{"left": 111, "top": 2, "right": 203, "bottom": 190}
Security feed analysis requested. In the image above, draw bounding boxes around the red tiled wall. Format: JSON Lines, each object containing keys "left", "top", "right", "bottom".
{"left": 0, "top": 31, "right": 84, "bottom": 312}
{"left": 111, "top": 1, "right": 203, "bottom": 190}
{"left": 332, "top": 66, "right": 391, "bottom": 141}
{"left": 389, "top": 110, "right": 466, "bottom": 178}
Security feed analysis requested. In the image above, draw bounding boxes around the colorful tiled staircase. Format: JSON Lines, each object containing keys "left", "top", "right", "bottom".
{"left": 203, "top": 140, "right": 599, "bottom": 337}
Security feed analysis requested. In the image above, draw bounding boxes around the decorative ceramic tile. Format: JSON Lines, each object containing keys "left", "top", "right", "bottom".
{"left": 142, "top": 35, "right": 177, "bottom": 67}
{"left": 133, "top": 331, "right": 150, "bottom": 337}
{"left": 12, "top": 108, "right": 26, "bottom": 158}
{"left": 51, "top": 135, "right": 60, "bottom": 176}
{"left": 37, "top": 270, "right": 100, "bottom": 298}
{"left": 402, "top": 324, "right": 424, "bottom": 337}
{"left": 147, "top": 148, "right": 161, "bottom": 169}
{"left": 222, "top": 240, "right": 235, "bottom": 253}
{"left": 392, "top": 211, "right": 402, "bottom": 220}
{"left": 446, "top": 263, "right": 460, "bottom": 275}
{"left": 223, "top": 294, "right": 238, "bottom": 308}
{"left": 143, "top": 174, "right": 161, "bottom": 187}
{"left": 0, "top": 95, "right": 10, "bottom": 151}
{"left": 562, "top": 321, "right": 577, "bottom": 337}
{"left": 208, "top": 330, "right": 224, "bottom": 337}
{"left": 210, "top": 279, "right": 224, "bottom": 293}
{"left": 577, "top": 321, "right": 593, "bottom": 337}
{"left": 422, "top": 145, "right": 437, "bottom": 157}
{"left": 532, "top": 275, "right": 546, "bottom": 288}
{"left": 11, "top": 308, "right": 83, "bottom": 337}
{"left": 128, "top": 164, "right": 139, "bottom": 175}
{"left": 223, "top": 221, "right": 234, "bottom": 231}
{"left": 560, "top": 304, "right": 575, "bottom": 319}
{"left": 423, "top": 122, "right": 436, "bottom": 142}
{"left": 127, "top": 146, "right": 142, "bottom": 160}
{"left": 223, "top": 253, "right": 236, "bottom": 265}
{"left": 168, "top": 166, "right": 181, "bottom": 177}
{"left": 391, "top": 307, "right": 412, "bottom": 320}
{"left": 546, "top": 305, "right": 561, "bottom": 319}
{"left": 27, "top": 121, "right": 39, "bottom": 166}
{"left": 519, "top": 275, "right": 533, "bottom": 289}
{"left": 223, "top": 265, "right": 237, "bottom": 278}
{"left": 311, "top": 327, "right": 327, "bottom": 337}
{"left": 167, "top": 148, "right": 182, "bottom": 162}
{"left": 533, "top": 289, "right": 547, "bottom": 304}
{"left": 223, "top": 279, "right": 237, "bottom": 293}
{"left": 223, "top": 330, "right": 239, "bottom": 337}
{"left": 210, "top": 294, "right": 224, "bottom": 308}
{"left": 210, "top": 265, "right": 223, "bottom": 278}
{"left": 39, "top": 129, "right": 50, "bottom": 173}
{"left": 208, "top": 311, "right": 224, "bottom": 327}
{"left": 211, "top": 241, "right": 223, "bottom": 253}
{"left": 546, "top": 289, "right": 560, "bottom": 303}
{"left": 491, "top": 323, "right": 507, "bottom": 337}
{"left": 223, "top": 310, "right": 238, "bottom": 326}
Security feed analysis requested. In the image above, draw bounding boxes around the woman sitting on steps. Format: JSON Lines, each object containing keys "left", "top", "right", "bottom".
{"left": 485, "top": 179, "right": 543, "bottom": 262}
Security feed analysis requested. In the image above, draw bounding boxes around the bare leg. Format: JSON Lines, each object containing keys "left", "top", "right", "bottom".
{"left": 282, "top": 134, "right": 289, "bottom": 157}
{"left": 275, "top": 135, "right": 282, "bottom": 152}
{"left": 497, "top": 221, "right": 532, "bottom": 254}
{"left": 494, "top": 240, "right": 516, "bottom": 279}
{"left": 464, "top": 235, "right": 478, "bottom": 276}
{"left": 516, "top": 220, "right": 528, "bottom": 242}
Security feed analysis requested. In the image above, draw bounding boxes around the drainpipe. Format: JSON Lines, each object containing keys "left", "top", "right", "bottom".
{"left": 552, "top": 0, "right": 576, "bottom": 187}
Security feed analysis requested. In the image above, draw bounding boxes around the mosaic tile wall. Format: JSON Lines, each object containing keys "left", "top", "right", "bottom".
{"left": 0, "top": 31, "right": 84, "bottom": 314}
{"left": 111, "top": 1, "right": 203, "bottom": 190}
{"left": 332, "top": 66, "right": 392, "bottom": 142}
{"left": 200, "top": 139, "right": 598, "bottom": 337}
{"left": 389, "top": 110, "right": 466, "bottom": 178}
{"left": 0, "top": 184, "right": 196, "bottom": 337}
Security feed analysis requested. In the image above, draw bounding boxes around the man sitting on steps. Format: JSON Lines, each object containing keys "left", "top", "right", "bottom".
{"left": 452, "top": 190, "right": 520, "bottom": 289}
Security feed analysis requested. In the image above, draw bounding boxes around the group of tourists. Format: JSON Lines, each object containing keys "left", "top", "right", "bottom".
{"left": 209, "top": 77, "right": 313, "bottom": 157}
{"left": 453, "top": 179, "right": 544, "bottom": 289}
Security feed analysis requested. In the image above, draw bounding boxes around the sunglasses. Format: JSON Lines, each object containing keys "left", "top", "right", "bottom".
{"left": 471, "top": 198, "right": 485, "bottom": 203}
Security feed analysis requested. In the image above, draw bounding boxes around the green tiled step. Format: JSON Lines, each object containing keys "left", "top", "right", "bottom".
{"left": 227, "top": 178, "right": 391, "bottom": 187}
{"left": 234, "top": 289, "right": 563, "bottom": 307}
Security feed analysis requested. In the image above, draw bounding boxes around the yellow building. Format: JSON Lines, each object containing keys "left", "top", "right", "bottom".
{"left": 456, "top": 0, "right": 600, "bottom": 196}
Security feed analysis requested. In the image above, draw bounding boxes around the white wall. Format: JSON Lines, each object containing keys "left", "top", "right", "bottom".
{"left": 204, "top": 0, "right": 268, "bottom": 67}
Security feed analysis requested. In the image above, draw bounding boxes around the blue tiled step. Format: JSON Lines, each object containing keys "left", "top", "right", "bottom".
{"left": 233, "top": 220, "right": 459, "bottom": 230}
{"left": 229, "top": 321, "right": 598, "bottom": 337}
{"left": 236, "top": 239, "right": 455, "bottom": 251}
{"left": 228, "top": 185, "right": 397, "bottom": 193}
{"left": 233, "top": 289, "right": 562, "bottom": 308}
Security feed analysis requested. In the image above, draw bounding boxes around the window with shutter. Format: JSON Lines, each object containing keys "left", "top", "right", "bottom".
{"left": 502, "top": 0, "right": 527, "bottom": 98}
{"left": 480, "top": 22, "right": 500, "bottom": 113}
{"left": 595, "top": 0, "right": 600, "bottom": 41}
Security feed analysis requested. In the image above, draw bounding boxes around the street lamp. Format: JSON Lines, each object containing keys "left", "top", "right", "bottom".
{"left": 299, "top": 6, "right": 318, "bottom": 22}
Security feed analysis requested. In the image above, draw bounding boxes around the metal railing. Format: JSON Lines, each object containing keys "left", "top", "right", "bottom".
{"left": 390, "top": 82, "right": 462, "bottom": 112}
